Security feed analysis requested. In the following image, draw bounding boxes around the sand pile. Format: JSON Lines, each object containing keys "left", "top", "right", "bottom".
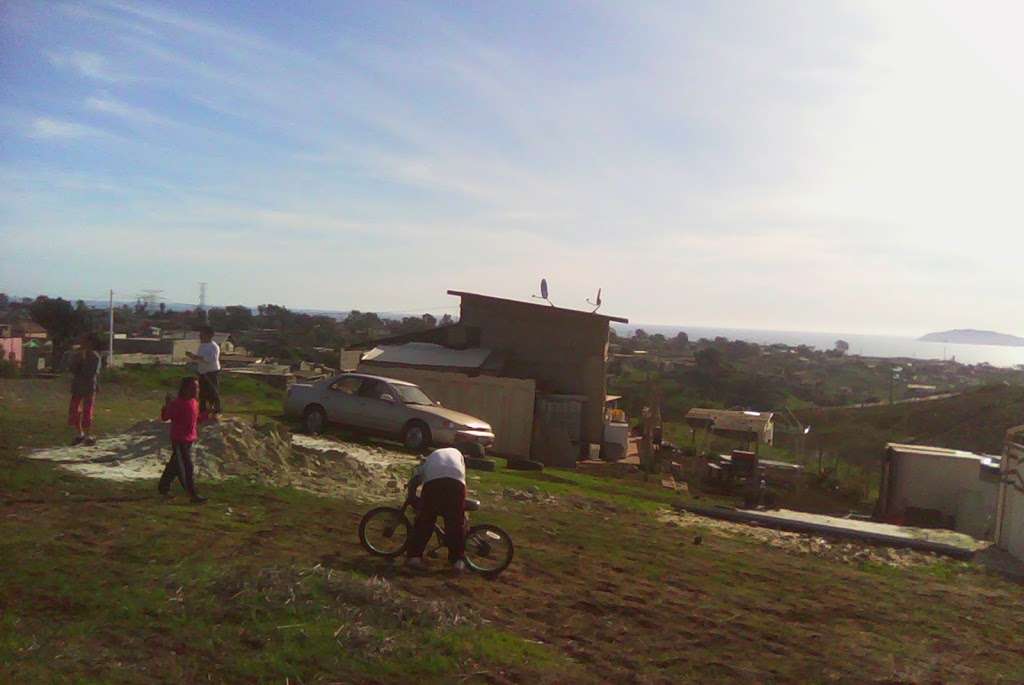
{"left": 26, "top": 418, "right": 418, "bottom": 502}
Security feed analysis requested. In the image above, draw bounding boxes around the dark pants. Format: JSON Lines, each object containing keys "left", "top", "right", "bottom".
{"left": 158, "top": 441, "right": 198, "bottom": 497}
{"left": 198, "top": 371, "right": 221, "bottom": 414}
{"left": 407, "top": 478, "right": 466, "bottom": 562}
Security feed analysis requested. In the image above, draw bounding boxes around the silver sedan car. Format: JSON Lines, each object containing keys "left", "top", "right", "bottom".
{"left": 284, "top": 372, "right": 495, "bottom": 452}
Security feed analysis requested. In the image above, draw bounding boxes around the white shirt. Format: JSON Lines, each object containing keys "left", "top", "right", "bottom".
{"left": 196, "top": 341, "right": 221, "bottom": 374}
{"left": 415, "top": 447, "right": 466, "bottom": 485}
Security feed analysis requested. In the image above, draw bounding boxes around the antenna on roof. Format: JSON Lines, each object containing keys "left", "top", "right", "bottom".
{"left": 531, "top": 278, "right": 554, "bottom": 307}
{"left": 586, "top": 287, "right": 602, "bottom": 313}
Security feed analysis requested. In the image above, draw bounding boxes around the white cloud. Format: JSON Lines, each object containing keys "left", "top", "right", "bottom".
{"left": 27, "top": 117, "right": 106, "bottom": 139}
{"left": 84, "top": 95, "right": 175, "bottom": 127}
{"left": 47, "top": 50, "right": 125, "bottom": 81}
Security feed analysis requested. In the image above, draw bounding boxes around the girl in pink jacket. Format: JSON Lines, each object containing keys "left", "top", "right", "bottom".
{"left": 158, "top": 377, "right": 209, "bottom": 503}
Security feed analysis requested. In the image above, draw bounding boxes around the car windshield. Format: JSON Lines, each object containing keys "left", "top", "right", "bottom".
{"left": 394, "top": 384, "right": 433, "bottom": 405}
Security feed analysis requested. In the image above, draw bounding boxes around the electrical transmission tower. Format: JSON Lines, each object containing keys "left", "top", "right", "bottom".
{"left": 136, "top": 289, "right": 165, "bottom": 313}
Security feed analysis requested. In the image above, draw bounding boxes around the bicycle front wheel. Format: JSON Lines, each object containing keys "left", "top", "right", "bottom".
{"left": 464, "top": 524, "right": 514, "bottom": 577}
{"left": 359, "top": 507, "right": 410, "bottom": 558}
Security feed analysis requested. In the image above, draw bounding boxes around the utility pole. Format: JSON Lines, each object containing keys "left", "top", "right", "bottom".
{"left": 199, "top": 282, "right": 208, "bottom": 323}
{"left": 108, "top": 289, "right": 114, "bottom": 366}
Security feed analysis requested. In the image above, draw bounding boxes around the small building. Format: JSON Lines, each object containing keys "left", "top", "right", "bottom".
{"left": 876, "top": 443, "right": 1002, "bottom": 538}
{"left": 1, "top": 337, "right": 23, "bottom": 365}
{"left": 995, "top": 427, "right": 1024, "bottom": 562}
{"left": 14, "top": 321, "right": 47, "bottom": 340}
{"left": 112, "top": 337, "right": 200, "bottom": 363}
{"left": 348, "top": 290, "right": 628, "bottom": 462}
{"left": 21, "top": 339, "right": 51, "bottom": 372}
{"left": 685, "top": 409, "right": 775, "bottom": 447}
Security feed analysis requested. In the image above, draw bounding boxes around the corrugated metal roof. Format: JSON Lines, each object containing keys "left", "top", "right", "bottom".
{"left": 361, "top": 343, "right": 494, "bottom": 369}
{"left": 886, "top": 443, "right": 996, "bottom": 462}
{"left": 685, "top": 408, "right": 774, "bottom": 432}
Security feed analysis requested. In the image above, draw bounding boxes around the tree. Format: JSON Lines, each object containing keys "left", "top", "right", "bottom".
{"left": 222, "top": 305, "right": 253, "bottom": 332}
{"left": 0, "top": 293, "right": 8, "bottom": 309}
{"left": 834, "top": 339, "right": 850, "bottom": 355}
{"left": 29, "top": 296, "right": 92, "bottom": 359}
{"left": 695, "top": 347, "right": 724, "bottom": 372}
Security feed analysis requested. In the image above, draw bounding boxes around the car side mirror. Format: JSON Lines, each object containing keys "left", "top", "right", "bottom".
{"left": 435, "top": 400, "right": 442, "bottom": 407}
{"left": 380, "top": 394, "right": 395, "bottom": 403}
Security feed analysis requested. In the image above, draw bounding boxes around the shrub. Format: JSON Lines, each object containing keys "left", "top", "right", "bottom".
{"left": 0, "top": 358, "right": 19, "bottom": 378}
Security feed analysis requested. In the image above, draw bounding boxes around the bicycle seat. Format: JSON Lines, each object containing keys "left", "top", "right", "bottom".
{"left": 465, "top": 498, "right": 481, "bottom": 511}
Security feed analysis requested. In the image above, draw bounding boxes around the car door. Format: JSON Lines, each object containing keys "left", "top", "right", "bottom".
{"left": 321, "top": 375, "right": 364, "bottom": 425}
{"left": 354, "top": 379, "right": 408, "bottom": 435}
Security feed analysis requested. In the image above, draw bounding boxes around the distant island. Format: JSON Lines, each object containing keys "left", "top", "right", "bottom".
{"left": 919, "top": 329, "right": 1024, "bottom": 347}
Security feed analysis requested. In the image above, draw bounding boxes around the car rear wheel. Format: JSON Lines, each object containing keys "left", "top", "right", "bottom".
{"left": 303, "top": 405, "right": 327, "bottom": 435}
{"left": 402, "top": 421, "right": 431, "bottom": 451}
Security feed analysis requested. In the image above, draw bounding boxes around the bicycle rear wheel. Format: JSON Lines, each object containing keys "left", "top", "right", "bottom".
{"left": 464, "top": 524, "right": 514, "bottom": 577}
{"left": 359, "top": 507, "right": 410, "bottom": 558}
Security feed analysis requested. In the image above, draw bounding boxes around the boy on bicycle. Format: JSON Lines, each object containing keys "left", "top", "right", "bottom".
{"left": 404, "top": 442, "right": 483, "bottom": 573}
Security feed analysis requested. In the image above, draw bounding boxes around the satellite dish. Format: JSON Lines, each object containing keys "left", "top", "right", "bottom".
{"left": 532, "top": 278, "right": 554, "bottom": 306}
{"left": 587, "top": 287, "right": 603, "bottom": 313}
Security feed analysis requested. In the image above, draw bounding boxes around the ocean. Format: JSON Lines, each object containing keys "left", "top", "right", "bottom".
{"left": 611, "top": 324, "right": 1024, "bottom": 369}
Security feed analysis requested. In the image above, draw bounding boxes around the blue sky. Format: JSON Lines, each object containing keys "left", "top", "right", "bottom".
{"left": 1, "top": 1, "right": 1022, "bottom": 334}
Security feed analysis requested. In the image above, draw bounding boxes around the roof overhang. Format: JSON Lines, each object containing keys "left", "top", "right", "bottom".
{"left": 448, "top": 290, "right": 629, "bottom": 324}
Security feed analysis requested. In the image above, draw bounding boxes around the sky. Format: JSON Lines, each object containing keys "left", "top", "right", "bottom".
{"left": 1, "top": 1, "right": 1022, "bottom": 335}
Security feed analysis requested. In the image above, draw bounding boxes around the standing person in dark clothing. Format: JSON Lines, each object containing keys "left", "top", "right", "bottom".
{"left": 158, "top": 377, "right": 209, "bottom": 504}
{"left": 404, "top": 443, "right": 481, "bottom": 573}
{"left": 68, "top": 333, "right": 102, "bottom": 446}
{"left": 186, "top": 326, "right": 221, "bottom": 417}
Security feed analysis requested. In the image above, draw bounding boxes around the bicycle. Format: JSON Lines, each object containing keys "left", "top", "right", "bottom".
{"left": 358, "top": 497, "right": 514, "bottom": 577}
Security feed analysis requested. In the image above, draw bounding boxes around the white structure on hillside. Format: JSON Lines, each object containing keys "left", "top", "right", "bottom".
{"left": 876, "top": 443, "right": 1002, "bottom": 539}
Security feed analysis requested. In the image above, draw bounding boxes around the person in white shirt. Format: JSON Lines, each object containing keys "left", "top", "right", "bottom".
{"left": 186, "top": 326, "right": 222, "bottom": 416}
{"left": 404, "top": 443, "right": 482, "bottom": 572}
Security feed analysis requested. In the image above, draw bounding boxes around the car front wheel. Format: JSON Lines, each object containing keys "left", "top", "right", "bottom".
{"left": 303, "top": 405, "right": 327, "bottom": 435}
{"left": 402, "top": 421, "right": 431, "bottom": 452}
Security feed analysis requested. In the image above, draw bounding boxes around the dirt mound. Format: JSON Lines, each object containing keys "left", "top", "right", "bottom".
{"left": 26, "top": 418, "right": 418, "bottom": 502}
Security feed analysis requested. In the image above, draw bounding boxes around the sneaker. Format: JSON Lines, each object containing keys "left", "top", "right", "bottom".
{"left": 452, "top": 559, "right": 466, "bottom": 574}
{"left": 190, "top": 495, "right": 208, "bottom": 505}
{"left": 404, "top": 557, "right": 425, "bottom": 570}
{"left": 71, "top": 436, "right": 85, "bottom": 446}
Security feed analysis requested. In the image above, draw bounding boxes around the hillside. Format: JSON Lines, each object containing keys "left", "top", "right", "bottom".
{"left": 919, "top": 329, "right": 1024, "bottom": 346}
{"left": 4, "top": 372, "right": 1024, "bottom": 682}
{"left": 796, "top": 384, "right": 1024, "bottom": 468}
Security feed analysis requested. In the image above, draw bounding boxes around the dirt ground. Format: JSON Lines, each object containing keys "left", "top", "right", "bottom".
{"left": 25, "top": 417, "right": 419, "bottom": 502}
